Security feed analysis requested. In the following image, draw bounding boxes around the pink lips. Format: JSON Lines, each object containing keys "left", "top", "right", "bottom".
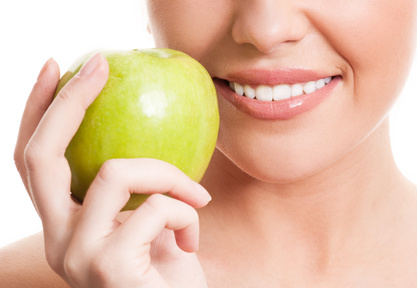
{"left": 214, "top": 69, "right": 341, "bottom": 120}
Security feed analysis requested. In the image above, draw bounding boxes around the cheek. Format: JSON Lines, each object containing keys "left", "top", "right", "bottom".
{"left": 312, "top": 0, "right": 417, "bottom": 111}
{"left": 146, "top": 1, "right": 232, "bottom": 62}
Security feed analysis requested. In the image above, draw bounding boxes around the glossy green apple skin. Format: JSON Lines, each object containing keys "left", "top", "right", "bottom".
{"left": 55, "top": 49, "right": 219, "bottom": 210}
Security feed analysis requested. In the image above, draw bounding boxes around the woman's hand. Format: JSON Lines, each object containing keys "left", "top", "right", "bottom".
{"left": 13, "top": 54, "right": 210, "bottom": 288}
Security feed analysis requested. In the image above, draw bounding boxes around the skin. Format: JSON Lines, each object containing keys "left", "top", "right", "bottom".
{"left": 2, "top": 1, "right": 417, "bottom": 287}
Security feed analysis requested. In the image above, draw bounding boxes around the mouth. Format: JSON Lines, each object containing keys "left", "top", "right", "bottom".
{"left": 213, "top": 73, "right": 341, "bottom": 120}
{"left": 227, "top": 76, "right": 335, "bottom": 102}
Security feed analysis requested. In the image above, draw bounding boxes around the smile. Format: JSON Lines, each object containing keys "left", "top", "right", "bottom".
{"left": 228, "top": 76, "right": 333, "bottom": 102}
{"left": 214, "top": 72, "right": 341, "bottom": 120}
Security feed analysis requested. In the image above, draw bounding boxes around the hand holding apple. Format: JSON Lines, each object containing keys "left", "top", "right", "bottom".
{"left": 55, "top": 49, "right": 219, "bottom": 210}
{"left": 14, "top": 53, "right": 212, "bottom": 287}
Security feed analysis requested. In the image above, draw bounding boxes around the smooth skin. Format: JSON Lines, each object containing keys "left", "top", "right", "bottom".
{"left": 2, "top": 1, "right": 417, "bottom": 287}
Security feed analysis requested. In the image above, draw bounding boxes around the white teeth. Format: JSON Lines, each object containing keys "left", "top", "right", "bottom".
{"left": 244, "top": 85, "right": 256, "bottom": 99}
{"left": 315, "top": 79, "right": 325, "bottom": 89}
{"left": 291, "top": 84, "right": 304, "bottom": 97}
{"left": 229, "top": 76, "right": 333, "bottom": 101}
{"left": 303, "top": 81, "right": 317, "bottom": 94}
{"left": 234, "top": 83, "right": 244, "bottom": 96}
{"left": 273, "top": 84, "right": 291, "bottom": 100}
{"left": 255, "top": 85, "right": 273, "bottom": 101}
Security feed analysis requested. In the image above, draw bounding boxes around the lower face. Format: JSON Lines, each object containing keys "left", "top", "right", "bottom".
{"left": 146, "top": 1, "right": 417, "bottom": 183}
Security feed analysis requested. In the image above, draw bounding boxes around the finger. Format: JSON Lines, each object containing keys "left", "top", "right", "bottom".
{"left": 76, "top": 158, "right": 211, "bottom": 241}
{"left": 112, "top": 194, "right": 200, "bottom": 253}
{"left": 14, "top": 58, "right": 60, "bottom": 193}
{"left": 24, "top": 53, "right": 109, "bottom": 227}
{"left": 27, "top": 53, "right": 109, "bottom": 160}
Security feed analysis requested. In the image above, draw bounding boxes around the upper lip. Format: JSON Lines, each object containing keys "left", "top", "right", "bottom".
{"left": 219, "top": 68, "right": 339, "bottom": 86}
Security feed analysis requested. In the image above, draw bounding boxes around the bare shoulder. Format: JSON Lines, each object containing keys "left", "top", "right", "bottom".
{"left": 0, "top": 232, "right": 68, "bottom": 288}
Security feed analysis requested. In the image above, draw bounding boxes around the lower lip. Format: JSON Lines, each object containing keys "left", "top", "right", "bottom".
{"left": 214, "top": 76, "right": 341, "bottom": 120}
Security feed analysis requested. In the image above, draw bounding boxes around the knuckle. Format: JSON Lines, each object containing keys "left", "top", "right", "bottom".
{"left": 96, "top": 159, "right": 122, "bottom": 184}
{"left": 88, "top": 252, "right": 116, "bottom": 285}
{"left": 140, "top": 194, "right": 167, "bottom": 220}
{"left": 144, "top": 193, "right": 166, "bottom": 211}
{"left": 45, "top": 248, "right": 65, "bottom": 277}
{"left": 14, "top": 147, "right": 25, "bottom": 174}
{"left": 23, "top": 140, "right": 44, "bottom": 171}
{"left": 62, "top": 249, "right": 120, "bottom": 287}
{"left": 56, "top": 86, "right": 73, "bottom": 102}
{"left": 56, "top": 76, "right": 82, "bottom": 102}
{"left": 56, "top": 80, "right": 88, "bottom": 112}
{"left": 62, "top": 254, "right": 76, "bottom": 278}
{"left": 63, "top": 251, "right": 85, "bottom": 283}
{"left": 63, "top": 247, "right": 115, "bottom": 285}
{"left": 56, "top": 75, "right": 96, "bottom": 112}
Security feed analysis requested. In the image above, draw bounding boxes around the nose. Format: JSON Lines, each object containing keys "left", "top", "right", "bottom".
{"left": 231, "top": 1, "right": 308, "bottom": 54}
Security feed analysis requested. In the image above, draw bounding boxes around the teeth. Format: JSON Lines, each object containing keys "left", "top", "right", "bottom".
{"left": 244, "top": 85, "right": 256, "bottom": 99}
{"left": 229, "top": 76, "right": 333, "bottom": 101}
{"left": 291, "top": 84, "right": 304, "bottom": 97}
{"left": 303, "top": 81, "right": 317, "bottom": 94}
{"left": 255, "top": 85, "right": 273, "bottom": 101}
{"left": 234, "top": 83, "right": 244, "bottom": 96}
{"left": 315, "top": 79, "right": 325, "bottom": 89}
{"left": 272, "top": 84, "right": 291, "bottom": 100}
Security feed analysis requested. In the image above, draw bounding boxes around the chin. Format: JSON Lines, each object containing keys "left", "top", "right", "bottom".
{"left": 216, "top": 142, "right": 338, "bottom": 186}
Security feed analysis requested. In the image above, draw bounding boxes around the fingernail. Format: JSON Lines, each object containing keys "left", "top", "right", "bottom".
{"left": 78, "top": 53, "right": 104, "bottom": 77}
{"left": 37, "top": 58, "right": 53, "bottom": 81}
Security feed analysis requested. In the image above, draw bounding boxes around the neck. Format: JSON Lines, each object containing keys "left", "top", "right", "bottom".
{"left": 198, "top": 118, "right": 414, "bottom": 273}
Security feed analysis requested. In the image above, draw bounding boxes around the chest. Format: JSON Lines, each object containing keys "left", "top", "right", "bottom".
{"left": 201, "top": 258, "right": 417, "bottom": 288}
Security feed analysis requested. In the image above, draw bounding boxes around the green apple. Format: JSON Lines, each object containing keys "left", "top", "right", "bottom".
{"left": 55, "top": 49, "right": 219, "bottom": 210}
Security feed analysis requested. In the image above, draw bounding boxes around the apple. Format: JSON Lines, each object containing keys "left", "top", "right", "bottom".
{"left": 55, "top": 49, "right": 219, "bottom": 210}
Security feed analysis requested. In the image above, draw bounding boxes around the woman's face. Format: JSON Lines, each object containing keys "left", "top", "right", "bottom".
{"left": 146, "top": 1, "right": 417, "bottom": 183}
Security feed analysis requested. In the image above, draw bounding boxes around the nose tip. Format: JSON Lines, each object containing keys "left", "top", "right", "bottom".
{"left": 231, "top": 3, "right": 308, "bottom": 54}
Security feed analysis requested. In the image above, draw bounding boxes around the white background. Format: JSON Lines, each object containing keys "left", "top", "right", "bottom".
{"left": 1, "top": 1, "right": 417, "bottom": 248}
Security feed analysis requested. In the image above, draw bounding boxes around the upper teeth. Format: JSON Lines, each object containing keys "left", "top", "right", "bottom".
{"left": 229, "top": 76, "right": 332, "bottom": 101}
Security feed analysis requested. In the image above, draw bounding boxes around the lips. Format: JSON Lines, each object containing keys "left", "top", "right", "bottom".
{"left": 213, "top": 69, "right": 341, "bottom": 120}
